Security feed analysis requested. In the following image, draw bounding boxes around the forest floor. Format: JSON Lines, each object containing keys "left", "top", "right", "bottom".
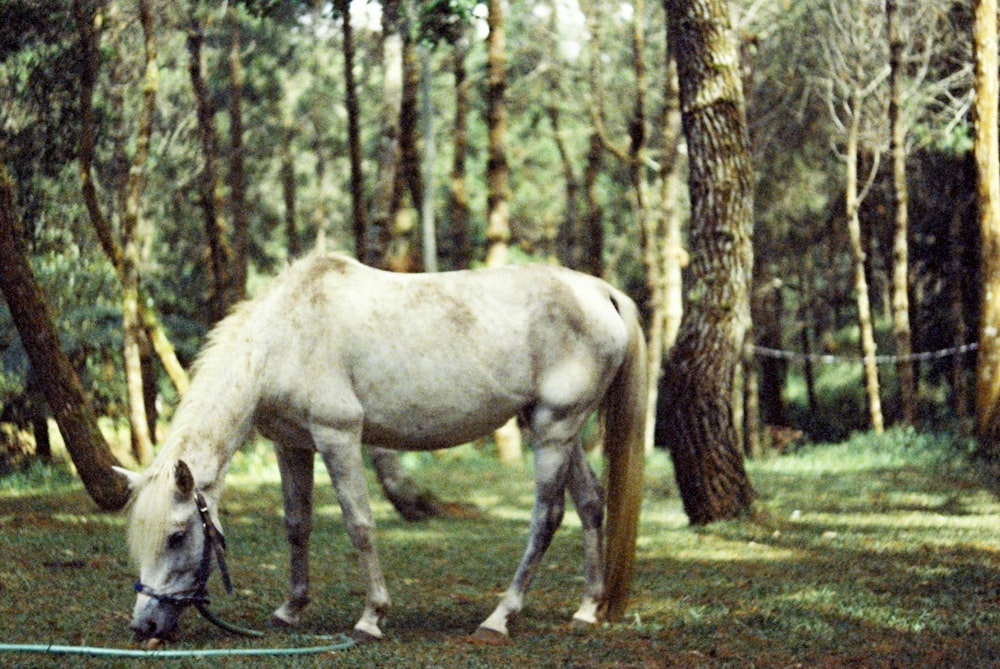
{"left": 0, "top": 430, "right": 998, "bottom": 668}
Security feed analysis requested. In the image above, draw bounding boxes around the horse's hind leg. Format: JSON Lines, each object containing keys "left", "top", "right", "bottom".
{"left": 272, "top": 443, "right": 315, "bottom": 626}
{"left": 478, "top": 438, "right": 572, "bottom": 637}
{"left": 566, "top": 444, "right": 605, "bottom": 625}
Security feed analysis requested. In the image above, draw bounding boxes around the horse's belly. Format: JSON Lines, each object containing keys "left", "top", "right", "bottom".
{"left": 359, "top": 394, "right": 522, "bottom": 451}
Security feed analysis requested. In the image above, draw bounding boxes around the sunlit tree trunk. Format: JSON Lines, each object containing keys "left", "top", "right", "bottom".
{"left": 485, "top": 0, "right": 521, "bottom": 464}
{"left": 659, "top": 0, "right": 755, "bottom": 524}
{"left": 973, "top": 0, "right": 1000, "bottom": 456}
{"left": 0, "top": 167, "right": 129, "bottom": 511}
{"left": 887, "top": 0, "right": 915, "bottom": 425}
{"left": 118, "top": 0, "right": 158, "bottom": 465}
{"left": 74, "top": 0, "right": 189, "bottom": 400}
{"left": 845, "top": 85, "right": 885, "bottom": 435}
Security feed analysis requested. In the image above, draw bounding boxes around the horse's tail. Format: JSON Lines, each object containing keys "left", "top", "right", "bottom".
{"left": 599, "top": 291, "right": 648, "bottom": 622}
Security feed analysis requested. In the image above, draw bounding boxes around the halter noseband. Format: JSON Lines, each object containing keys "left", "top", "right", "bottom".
{"left": 133, "top": 492, "right": 233, "bottom": 609}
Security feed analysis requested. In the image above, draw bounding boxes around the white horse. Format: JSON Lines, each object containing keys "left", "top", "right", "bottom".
{"left": 116, "top": 251, "right": 646, "bottom": 642}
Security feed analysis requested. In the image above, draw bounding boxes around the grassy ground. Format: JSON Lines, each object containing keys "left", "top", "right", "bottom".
{"left": 1, "top": 430, "right": 998, "bottom": 668}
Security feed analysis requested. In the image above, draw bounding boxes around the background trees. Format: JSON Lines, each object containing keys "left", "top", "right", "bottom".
{"left": 0, "top": 0, "right": 994, "bottom": 516}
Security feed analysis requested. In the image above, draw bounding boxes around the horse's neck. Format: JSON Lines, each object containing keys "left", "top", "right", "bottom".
{"left": 163, "top": 338, "right": 261, "bottom": 495}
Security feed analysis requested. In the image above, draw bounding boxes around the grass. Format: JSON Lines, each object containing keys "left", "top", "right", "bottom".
{"left": 1, "top": 431, "right": 998, "bottom": 668}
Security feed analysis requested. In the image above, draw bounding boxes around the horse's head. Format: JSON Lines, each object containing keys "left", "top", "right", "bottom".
{"left": 115, "top": 460, "right": 224, "bottom": 642}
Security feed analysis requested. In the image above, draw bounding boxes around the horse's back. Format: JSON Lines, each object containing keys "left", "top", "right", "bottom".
{"left": 254, "top": 252, "right": 632, "bottom": 450}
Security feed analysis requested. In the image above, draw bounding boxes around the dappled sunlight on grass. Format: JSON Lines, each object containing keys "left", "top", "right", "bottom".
{"left": 1, "top": 430, "right": 998, "bottom": 667}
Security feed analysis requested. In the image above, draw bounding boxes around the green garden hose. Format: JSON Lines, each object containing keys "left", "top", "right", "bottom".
{"left": 0, "top": 633, "right": 355, "bottom": 658}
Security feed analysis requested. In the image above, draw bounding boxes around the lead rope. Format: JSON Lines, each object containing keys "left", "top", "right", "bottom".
{"left": 0, "top": 494, "right": 356, "bottom": 658}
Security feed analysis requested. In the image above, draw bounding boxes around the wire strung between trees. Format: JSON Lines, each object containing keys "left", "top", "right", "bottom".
{"left": 748, "top": 342, "right": 978, "bottom": 365}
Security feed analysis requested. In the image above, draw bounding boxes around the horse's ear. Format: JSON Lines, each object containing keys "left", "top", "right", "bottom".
{"left": 112, "top": 465, "right": 142, "bottom": 490}
{"left": 174, "top": 460, "right": 195, "bottom": 500}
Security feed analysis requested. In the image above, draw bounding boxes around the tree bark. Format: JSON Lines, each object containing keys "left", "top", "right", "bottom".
{"left": 973, "top": 0, "right": 1000, "bottom": 456}
{"left": 119, "top": 0, "right": 158, "bottom": 465}
{"left": 659, "top": 0, "right": 755, "bottom": 525}
{"left": 0, "top": 167, "right": 129, "bottom": 511}
{"left": 227, "top": 7, "right": 248, "bottom": 301}
{"left": 445, "top": 35, "right": 472, "bottom": 270}
{"left": 845, "top": 84, "right": 885, "bottom": 435}
{"left": 73, "top": 0, "right": 190, "bottom": 399}
{"left": 484, "top": 0, "right": 521, "bottom": 464}
{"left": 188, "top": 0, "right": 236, "bottom": 323}
{"left": 887, "top": 0, "right": 915, "bottom": 425}
{"left": 367, "top": 0, "right": 404, "bottom": 267}
{"left": 337, "top": 0, "right": 367, "bottom": 261}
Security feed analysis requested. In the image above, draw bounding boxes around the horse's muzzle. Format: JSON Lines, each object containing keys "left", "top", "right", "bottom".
{"left": 130, "top": 601, "right": 181, "bottom": 642}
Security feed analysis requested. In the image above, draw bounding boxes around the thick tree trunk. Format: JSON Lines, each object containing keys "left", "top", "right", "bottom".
{"left": 973, "top": 0, "right": 1000, "bottom": 456}
{"left": 887, "top": 0, "right": 915, "bottom": 425}
{"left": 0, "top": 168, "right": 129, "bottom": 511}
{"left": 659, "top": 0, "right": 755, "bottom": 525}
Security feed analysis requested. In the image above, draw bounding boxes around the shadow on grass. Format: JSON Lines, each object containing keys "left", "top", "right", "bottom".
{"left": 2, "top": 445, "right": 999, "bottom": 668}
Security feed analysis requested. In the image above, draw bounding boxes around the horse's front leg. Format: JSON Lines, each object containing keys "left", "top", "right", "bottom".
{"left": 478, "top": 442, "right": 570, "bottom": 637}
{"left": 272, "top": 443, "right": 315, "bottom": 626}
{"left": 317, "top": 435, "right": 391, "bottom": 640}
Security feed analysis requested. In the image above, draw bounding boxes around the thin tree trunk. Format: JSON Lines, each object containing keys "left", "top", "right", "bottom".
{"left": 420, "top": 45, "right": 438, "bottom": 273}
{"left": 337, "top": 0, "right": 367, "bottom": 260}
{"left": 845, "top": 86, "right": 884, "bottom": 434}
{"left": 0, "top": 167, "right": 129, "bottom": 511}
{"left": 887, "top": 0, "right": 915, "bottom": 425}
{"left": 187, "top": 0, "right": 234, "bottom": 323}
{"left": 951, "top": 199, "right": 971, "bottom": 421}
{"left": 74, "top": 0, "right": 190, "bottom": 401}
{"left": 120, "top": 0, "right": 158, "bottom": 465}
{"left": 368, "top": 0, "right": 404, "bottom": 267}
{"left": 485, "top": 0, "right": 521, "bottom": 464}
{"left": 445, "top": 35, "right": 472, "bottom": 270}
{"left": 659, "top": 0, "right": 755, "bottom": 525}
{"left": 973, "top": 0, "right": 1000, "bottom": 455}
{"left": 227, "top": 7, "right": 248, "bottom": 301}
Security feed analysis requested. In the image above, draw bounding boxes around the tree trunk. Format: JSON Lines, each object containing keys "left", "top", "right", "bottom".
{"left": 386, "top": 29, "right": 421, "bottom": 272}
{"left": 887, "top": 0, "right": 915, "bottom": 425}
{"left": 119, "top": 0, "right": 158, "bottom": 465}
{"left": 484, "top": 0, "right": 521, "bottom": 464}
{"left": 337, "top": 0, "right": 367, "bottom": 261}
{"left": 367, "top": 0, "right": 404, "bottom": 267}
{"left": 659, "top": 0, "right": 755, "bottom": 525}
{"left": 0, "top": 168, "right": 129, "bottom": 511}
{"left": 973, "top": 0, "right": 1000, "bottom": 456}
{"left": 420, "top": 45, "right": 438, "bottom": 273}
{"left": 227, "top": 7, "right": 248, "bottom": 301}
{"left": 187, "top": 0, "right": 235, "bottom": 323}
{"left": 845, "top": 86, "right": 885, "bottom": 434}
{"left": 445, "top": 35, "right": 472, "bottom": 271}
{"left": 74, "top": 0, "right": 190, "bottom": 401}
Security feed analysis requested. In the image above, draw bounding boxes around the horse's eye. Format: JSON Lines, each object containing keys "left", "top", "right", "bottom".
{"left": 166, "top": 531, "right": 187, "bottom": 550}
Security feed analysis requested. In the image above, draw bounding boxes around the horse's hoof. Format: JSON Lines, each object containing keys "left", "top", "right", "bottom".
{"left": 350, "top": 628, "right": 383, "bottom": 644}
{"left": 570, "top": 618, "right": 594, "bottom": 631}
{"left": 467, "top": 626, "right": 511, "bottom": 646}
{"left": 271, "top": 615, "right": 294, "bottom": 628}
